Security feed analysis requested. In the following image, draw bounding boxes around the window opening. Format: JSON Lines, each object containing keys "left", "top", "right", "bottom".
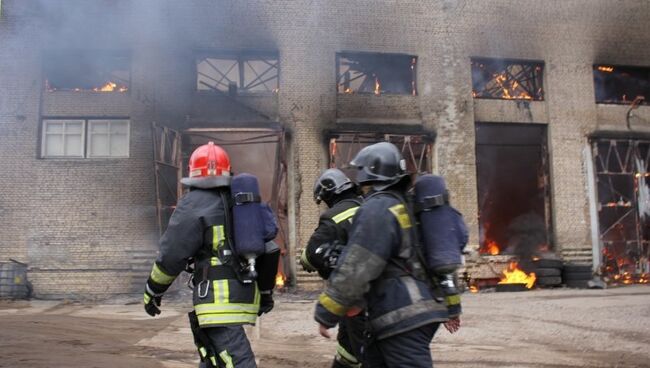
{"left": 471, "top": 58, "right": 544, "bottom": 101}
{"left": 593, "top": 65, "right": 650, "bottom": 105}
{"left": 336, "top": 52, "right": 417, "bottom": 96}
{"left": 196, "top": 52, "right": 279, "bottom": 94}
{"left": 44, "top": 51, "right": 130, "bottom": 92}
{"left": 328, "top": 131, "right": 432, "bottom": 180}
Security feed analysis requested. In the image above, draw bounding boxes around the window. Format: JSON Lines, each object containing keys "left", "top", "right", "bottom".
{"left": 43, "top": 51, "right": 130, "bottom": 92}
{"left": 471, "top": 58, "right": 544, "bottom": 101}
{"left": 336, "top": 52, "right": 417, "bottom": 95}
{"left": 593, "top": 65, "right": 650, "bottom": 105}
{"left": 41, "top": 119, "right": 129, "bottom": 158}
{"left": 196, "top": 52, "right": 279, "bottom": 94}
{"left": 42, "top": 120, "right": 84, "bottom": 157}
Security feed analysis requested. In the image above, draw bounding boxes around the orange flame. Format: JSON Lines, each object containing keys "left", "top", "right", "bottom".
{"left": 469, "top": 285, "right": 479, "bottom": 293}
{"left": 374, "top": 76, "right": 381, "bottom": 95}
{"left": 275, "top": 273, "right": 285, "bottom": 288}
{"left": 93, "top": 82, "right": 128, "bottom": 92}
{"left": 597, "top": 66, "right": 614, "bottom": 73}
{"left": 498, "top": 262, "right": 536, "bottom": 288}
{"left": 485, "top": 240, "right": 500, "bottom": 255}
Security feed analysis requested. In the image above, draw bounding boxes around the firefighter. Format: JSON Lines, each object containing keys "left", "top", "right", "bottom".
{"left": 314, "top": 142, "right": 453, "bottom": 368}
{"left": 300, "top": 168, "right": 365, "bottom": 368}
{"left": 143, "top": 142, "right": 276, "bottom": 368}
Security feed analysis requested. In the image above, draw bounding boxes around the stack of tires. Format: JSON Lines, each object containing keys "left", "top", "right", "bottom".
{"left": 562, "top": 263, "right": 593, "bottom": 289}
{"left": 532, "top": 258, "right": 563, "bottom": 288}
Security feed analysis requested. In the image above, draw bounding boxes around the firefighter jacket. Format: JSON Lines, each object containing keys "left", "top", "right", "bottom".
{"left": 315, "top": 191, "right": 449, "bottom": 340}
{"left": 146, "top": 188, "right": 260, "bottom": 328}
{"left": 300, "top": 195, "right": 363, "bottom": 279}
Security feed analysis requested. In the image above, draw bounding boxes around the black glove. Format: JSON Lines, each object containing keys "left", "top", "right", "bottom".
{"left": 144, "top": 287, "right": 162, "bottom": 317}
{"left": 258, "top": 290, "right": 274, "bottom": 316}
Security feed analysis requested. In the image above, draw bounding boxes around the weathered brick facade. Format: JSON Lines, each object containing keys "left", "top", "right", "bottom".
{"left": 0, "top": 0, "right": 649, "bottom": 297}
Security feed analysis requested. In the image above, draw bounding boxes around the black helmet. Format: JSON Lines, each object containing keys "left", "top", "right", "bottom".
{"left": 313, "top": 168, "right": 355, "bottom": 205}
{"left": 350, "top": 142, "right": 407, "bottom": 191}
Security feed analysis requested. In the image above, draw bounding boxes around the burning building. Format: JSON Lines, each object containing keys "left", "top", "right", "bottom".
{"left": 0, "top": 0, "right": 649, "bottom": 298}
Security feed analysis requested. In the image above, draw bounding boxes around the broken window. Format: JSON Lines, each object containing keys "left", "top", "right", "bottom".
{"left": 327, "top": 131, "right": 433, "bottom": 179}
{"left": 593, "top": 65, "right": 650, "bottom": 105}
{"left": 336, "top": 52, "right": 417, "bottom": 95}
{"left": 41, "top": 119, "right": 130, "bottom": 158}
{"left": 471, "top": 58, "right": 544, "bottom": 101}
{"left": 196, "top": 52, "right": 279, "bottom": 94}
{"left": 475, "top": 123, "right": 553, "bottom": 258}
{"left": 591, "top": 137, "right": 650, "bottom": 284}
{"left": 43, "top": 51, "right": 130, "bottom": 92}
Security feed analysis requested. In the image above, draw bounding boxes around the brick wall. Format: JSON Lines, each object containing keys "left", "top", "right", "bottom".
{"left": 1, "top": 0, "right": 649, "bottom": 297}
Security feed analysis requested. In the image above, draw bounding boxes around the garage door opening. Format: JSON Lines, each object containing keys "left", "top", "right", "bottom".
{"left": 152, "top": 124, "right": 291, "bottom": 286}
{"left": 590, "top": 136, "right": 650, "bottom": 284}
{"left": 475, "top": 123, "right": 553, "bottom": 259}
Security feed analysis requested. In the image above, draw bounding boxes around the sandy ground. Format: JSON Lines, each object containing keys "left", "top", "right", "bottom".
{"left": 0, "top": 286, "right": 649, "bottom": 368}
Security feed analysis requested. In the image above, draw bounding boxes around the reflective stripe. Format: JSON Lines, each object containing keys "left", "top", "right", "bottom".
{"left": 299, "top": 248, "right": 316, "bottom": 272}
{"left": 336, "top": 342, "right": 360, "bottom": 366}
{"left": 445, "top": 294, "right": 461, "bottom": 306}
{"left": 219, "top": 350, "right": 234, "bottom": 368}
{"left": 195, "top": 303, "right": 260, "bottom": 315}
{"left": 210, "top": 256, "right": 222, "bottom": 266}
{"left": 198, "top": 313, "right": 258, "bottom": 326}
{"left": 143, "top": 293, "right": 151, "bottom": 304}
{"left": 150, "top": 263, "right": 175, "bottom": 285}
{"left": 318, "top": 293, "right": 347, "bottom": 316}
{"left": 388, "top": 204, "right": 412, "bottom": 229}
{"left": 213, "top": 279, "right": 230, "bottom": 304}
{"left": 331, "top": 206, "right": 359, "bottom": 224}
{"left": 199, "top": 347, "right": 207, "bottom": 358}
{"left": 401, "top": 276, "right": 423, "bottom": 303}
{"left": 370, "top": 299, "right": 447, "bottom": 331}
{"left": 213, "top": 225, "right": 225, "bottom": 252}
{"left": 210, "top": 356, "right": 218, "bottom": 367}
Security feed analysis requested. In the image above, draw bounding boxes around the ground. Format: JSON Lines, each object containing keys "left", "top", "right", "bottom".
{"left": 0, "top": 286, "right": 649, "bottom": 368}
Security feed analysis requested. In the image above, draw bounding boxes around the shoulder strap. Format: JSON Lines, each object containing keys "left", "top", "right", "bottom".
{"left": 372, "top": 190, "right": 430, "bottom": 282}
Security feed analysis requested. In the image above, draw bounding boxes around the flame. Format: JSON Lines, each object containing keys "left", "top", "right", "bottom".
{"left": 485, "top": 240, "right": 500, "bottom": 255}
{"left": 275, "top": 273, "right": 285, "bottom": 288}
{"left": 93, "top": 82, "right": 128, "bottom": 92}
{"left": 490, "top": 71, "right": 533, "bottom": 100}
{"left": 469, "top": 285, "right": 479, "bottom": 293}
{"left": 374, "top": 75, "right": 381, "bottom": 95}
{"left": 498, "top": 261, "right": 536, "bottom": 288}
{"left": 597, "top": 66, "right": 614, "bottom": 73}
{"left": 344, "top": 87, "right": 353, "bottom": 94}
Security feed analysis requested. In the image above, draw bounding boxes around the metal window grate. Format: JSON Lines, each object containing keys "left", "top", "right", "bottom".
{"left": 471, "top": 58, "right": 544, "bottom": 101}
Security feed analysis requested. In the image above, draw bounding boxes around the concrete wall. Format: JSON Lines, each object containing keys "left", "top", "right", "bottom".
{"left": 1, "top": 0, "right": 649, "bottom": 297}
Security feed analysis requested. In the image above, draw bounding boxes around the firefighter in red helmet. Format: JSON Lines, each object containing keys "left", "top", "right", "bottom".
{"left": 143, "top": 141, "right": 276, "bottom": 368}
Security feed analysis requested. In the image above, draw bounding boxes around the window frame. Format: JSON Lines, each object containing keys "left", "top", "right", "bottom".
{"left": 195, "top": 50, "right": 280, "bottom": 95}
{"left": 40, "top": 118, "right": 130, "bottom": 159}
{"left": 42, "top": 50, "right": 132, "bottom": 93}
{"left": 336, "top": 51, "right": 418, "bottom": 96}
{"left": 470, "top": 57, "right": 545, "bottom": 101}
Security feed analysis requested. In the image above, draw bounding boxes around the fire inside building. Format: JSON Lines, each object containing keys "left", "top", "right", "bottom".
{"left": 0, "top": 1, "right": 649, "bottom": 299}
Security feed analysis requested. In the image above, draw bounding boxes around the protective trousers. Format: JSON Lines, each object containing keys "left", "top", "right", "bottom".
{"left": 197, "top": 326, "right": 256, "bottom": 368}
{"left": 333, "top": 314, "right": 366, "bottom": 368}
{"left": 363, "top": 323, "right": 440, "bottom": 368}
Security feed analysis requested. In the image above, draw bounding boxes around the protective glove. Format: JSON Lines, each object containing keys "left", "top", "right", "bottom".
{"left": 258, "top": 290, "right": 274, "bottom": 316}
{"left": 143, "top": 286, "right": 162, "bottom": 317}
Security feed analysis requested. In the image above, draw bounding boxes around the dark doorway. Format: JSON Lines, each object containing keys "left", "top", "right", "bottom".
{"left": 475, "top": 123, "right": 553, "bottom": 258}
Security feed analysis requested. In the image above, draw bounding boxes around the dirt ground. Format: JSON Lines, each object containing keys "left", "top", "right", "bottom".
{"left": 0, "top": 285, "right": 649, "bottom": 368}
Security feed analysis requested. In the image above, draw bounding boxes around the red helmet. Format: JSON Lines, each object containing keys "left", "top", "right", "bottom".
{"left": 180, "top": 141, "right": 232, "bottom": 188}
